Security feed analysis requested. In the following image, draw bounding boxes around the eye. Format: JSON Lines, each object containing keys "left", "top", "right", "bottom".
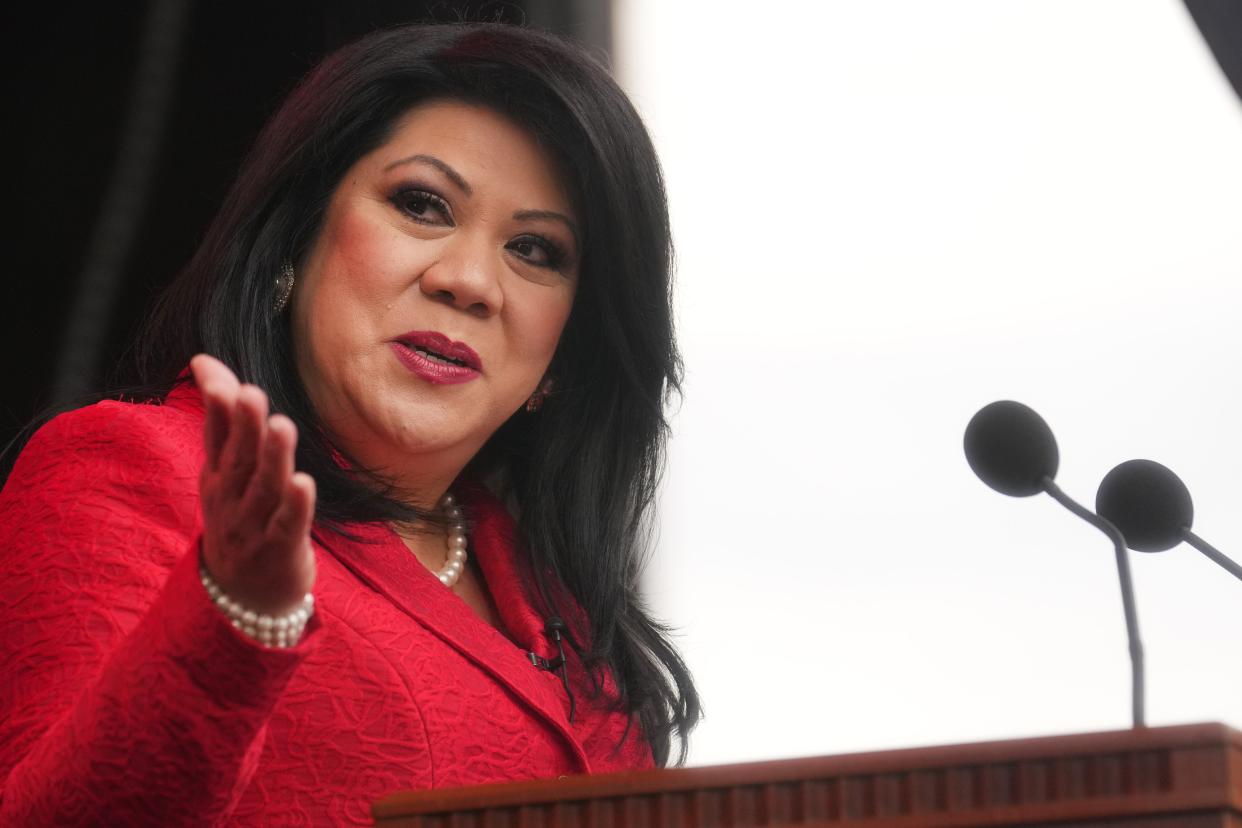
{"left": 506, "top": 234, "right": 567, "bottom": 270}
{"left": 390, "top": 188, "right": 453, "bottom": 226}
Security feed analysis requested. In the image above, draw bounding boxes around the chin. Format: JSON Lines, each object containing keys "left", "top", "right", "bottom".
{"left": 382, "top": 411, "right": 488, "bottom": 456}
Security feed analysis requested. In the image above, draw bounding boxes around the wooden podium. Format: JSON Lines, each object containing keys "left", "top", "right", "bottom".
{"left": 372, "top": 722, "right": 1240, "bottom": 827}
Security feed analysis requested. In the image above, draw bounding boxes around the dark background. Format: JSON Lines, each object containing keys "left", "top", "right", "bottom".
{"left": 0, "top": 0, "right": 611, "bottom": 450}
{"left": 2, "top": 0, "right": 1238, "bottom": 452}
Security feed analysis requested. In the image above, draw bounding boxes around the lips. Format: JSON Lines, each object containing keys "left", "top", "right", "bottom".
{"left": 390, "top": 330, "right": 482, "bottom": 385}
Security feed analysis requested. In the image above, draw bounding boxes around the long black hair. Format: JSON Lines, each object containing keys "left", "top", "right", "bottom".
{"left": 131, "top": 23, "right": 699, "bottom": 765}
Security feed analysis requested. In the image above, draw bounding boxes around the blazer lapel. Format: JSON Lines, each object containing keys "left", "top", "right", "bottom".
{"left": 316, "top": 498, "right": 590, "bottom": 773}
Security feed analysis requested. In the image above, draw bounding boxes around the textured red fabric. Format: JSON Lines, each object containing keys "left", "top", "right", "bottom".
{"left": 0, "top": 382, "right": 651, "bottom": 826}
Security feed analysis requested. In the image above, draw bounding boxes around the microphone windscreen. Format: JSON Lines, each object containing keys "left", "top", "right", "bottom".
{"left": 964, "top": 401, "right": 1059, "bottom": 497}
{"left": 1095, "top": 459, "right": 1194, "bottom": 552}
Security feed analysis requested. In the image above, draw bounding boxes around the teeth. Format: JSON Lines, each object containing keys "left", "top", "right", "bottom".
{"left": 414, "top": 346, "right": 464, "bottom": 367}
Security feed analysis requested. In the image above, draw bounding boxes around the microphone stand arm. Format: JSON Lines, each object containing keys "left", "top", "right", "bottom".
{"left": 1182, "top": 529, "right": 1242, "bottom": 582}
{"left": 1042, "top": 476, "right": 1146, "bottom": 728}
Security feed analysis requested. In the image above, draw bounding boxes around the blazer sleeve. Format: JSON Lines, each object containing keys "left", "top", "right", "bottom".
{"left": 0, "top": 401, "right": 320, "bottom": 827}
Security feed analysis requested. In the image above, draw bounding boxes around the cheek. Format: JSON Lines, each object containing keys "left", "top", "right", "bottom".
{"left": 305, "top": 212, "right": 410, "bottom": 341}
{"left": 324, "top": 208, "right": 406, "bottom": 301}
{"left": 514, "top": 288, "right": 575, "bottom": 362}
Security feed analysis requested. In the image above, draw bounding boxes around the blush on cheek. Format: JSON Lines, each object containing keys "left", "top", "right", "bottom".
{"left": 335, "top": 208, "right": 418, "bottom": 301}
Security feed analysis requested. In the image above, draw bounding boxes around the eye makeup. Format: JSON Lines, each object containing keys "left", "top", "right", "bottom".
{"left": 385, "top": 181, "right": 576, "bottom": 277}
{"left": 389, "top": 184, "right": 454, "bottom": 226}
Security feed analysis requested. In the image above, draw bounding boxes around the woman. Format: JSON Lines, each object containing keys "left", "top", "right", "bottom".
{"left": 0, "top": 23, "right": 699, "bottom": 825}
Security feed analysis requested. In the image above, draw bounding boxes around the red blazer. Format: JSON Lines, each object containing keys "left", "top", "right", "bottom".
{"left": 0, "top": 383, "right": 650, "bottom": 825}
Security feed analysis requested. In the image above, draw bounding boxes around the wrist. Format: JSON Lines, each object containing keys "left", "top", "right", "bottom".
{"left": 198, "top": 560, "right": 314, "bottom": 648}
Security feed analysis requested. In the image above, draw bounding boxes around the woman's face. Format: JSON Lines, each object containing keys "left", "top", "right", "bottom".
{"left": 292, "top": 99, "right": 579, "bottom": 494}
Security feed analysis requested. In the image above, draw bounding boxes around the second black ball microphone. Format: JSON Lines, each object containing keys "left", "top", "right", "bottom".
{"left": 1096, "top": 459, "right": 1242, "bottom": 582}
{"left": 964, "top": 401, "right": 1145, "bottom": 727}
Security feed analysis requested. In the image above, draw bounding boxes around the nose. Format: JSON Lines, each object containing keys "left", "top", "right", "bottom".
{"left": 418, "top": 235, "right": 504, "bottom": 318}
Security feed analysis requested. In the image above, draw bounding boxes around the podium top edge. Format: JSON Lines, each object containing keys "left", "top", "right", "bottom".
{"left": 373, "top": 720, "right": 1240, "bottom": 818}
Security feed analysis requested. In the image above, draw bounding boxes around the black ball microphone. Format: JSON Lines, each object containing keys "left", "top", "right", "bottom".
{"left": 964, "top": 401, "right": 1145, "bottom": 727}
{"left": 964, "top": 401, "right": 1059, "bottom": 497}
{"left": 1097, "top": 459, "right": 1242, "bottom": 582}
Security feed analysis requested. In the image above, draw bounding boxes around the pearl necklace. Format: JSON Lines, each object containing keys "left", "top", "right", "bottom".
{"left": 436, "top": 493, "right": 469, "bottom": 587}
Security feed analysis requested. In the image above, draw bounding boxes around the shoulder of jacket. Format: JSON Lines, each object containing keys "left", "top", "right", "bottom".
{"left": 39, "top": 395, "right": 200, "bottom": 449}
{"left": 12, "top": 397, "right": 204, "bottom": 493}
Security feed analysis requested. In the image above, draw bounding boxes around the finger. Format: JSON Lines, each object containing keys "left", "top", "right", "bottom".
{"left": 267, "top": 471, "right": 316, "bottom": 550}
{"left": 290, "top": 472, "right": 316, "bottom": 537}
{"left": 190, "top": 353, "right": 242, "bottom": 397}
{"left": 192, "top": 355, "right": 241, "bottom": 472}
{"left": 218, "top": 385, "right": 269, "bottom": 497}
{"left": 241, "top": 414, "right": 297, "bottom": 522}
{"left": 200, "top": 383, "right": 232, "bottom": 473}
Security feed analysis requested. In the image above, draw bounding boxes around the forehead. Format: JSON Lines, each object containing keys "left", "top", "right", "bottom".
{"left": 365, "top": 99, "right": 575, "bottom": 212}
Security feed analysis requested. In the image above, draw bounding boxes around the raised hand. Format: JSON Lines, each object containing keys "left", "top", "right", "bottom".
{"left": 190, "top": 354, "right": 317, "bottom": 617}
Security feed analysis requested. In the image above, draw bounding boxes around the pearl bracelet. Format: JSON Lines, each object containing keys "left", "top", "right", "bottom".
{"left": 198, "top": 562, "right": 314, "bottom": 649}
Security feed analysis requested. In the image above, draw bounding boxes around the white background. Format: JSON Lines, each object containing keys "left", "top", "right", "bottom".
{"left": 613, "top": 0, "right": 1242, "bottom": 766}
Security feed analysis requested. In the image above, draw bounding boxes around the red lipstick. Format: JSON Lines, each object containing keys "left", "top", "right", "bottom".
{"left": 390, "top": 331, "right": 482, "bottom": 385}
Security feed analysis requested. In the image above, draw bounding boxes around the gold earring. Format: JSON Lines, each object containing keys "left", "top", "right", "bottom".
{"left": 274, "top": 260, "right": 295, "bottom": 315}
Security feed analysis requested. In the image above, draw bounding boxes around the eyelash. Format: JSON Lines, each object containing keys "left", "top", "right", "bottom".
{"left": 389, "top": 186, "right": 568, "bottom": 271}
{"left": 509, "top": 234, "right": 567, "bottom": 270}
{"left": 391, "top": 187, "right": 452, "bottom": 225}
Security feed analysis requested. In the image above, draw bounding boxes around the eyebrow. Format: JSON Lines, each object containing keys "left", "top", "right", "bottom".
{"left": 382, "top": 154, "right": 473, "bottom": 196}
